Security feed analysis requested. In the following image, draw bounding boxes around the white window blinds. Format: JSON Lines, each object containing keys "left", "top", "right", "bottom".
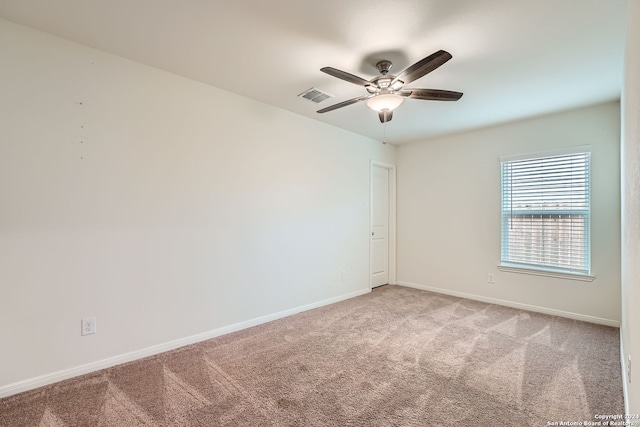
{"left": 500, "top": 151, "right": 591, "bottom": 275}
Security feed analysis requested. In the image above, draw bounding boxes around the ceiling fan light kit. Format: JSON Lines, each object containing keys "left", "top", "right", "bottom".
{"left": 317, "top": 50, "right": 463, "bottom": 124}
{"left": 365, "top": 93, "right": 404, "bottom": 112}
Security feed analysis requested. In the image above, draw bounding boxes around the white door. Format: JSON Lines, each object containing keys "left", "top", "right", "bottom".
{"left": 370, "top": 164, "right": 389, "bottom": 288}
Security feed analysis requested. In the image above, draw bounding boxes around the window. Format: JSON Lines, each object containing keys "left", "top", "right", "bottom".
{"left": 500, "top": 150, "right": 591, "bottom": 276}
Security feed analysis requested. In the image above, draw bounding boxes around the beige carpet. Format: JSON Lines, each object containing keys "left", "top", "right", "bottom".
{"left": 0, "top": 285, "right": 624, "bottom": 426}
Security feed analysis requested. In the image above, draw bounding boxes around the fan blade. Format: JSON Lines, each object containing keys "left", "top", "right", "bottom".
{"left": 378, "top": 109, "right": 393, "bottom": 123}
{"left": 321, "top": 67, "right": 373, "bottom": 88}
{"left": 392, "top": 50, "right": 453, "bottom": 86}
{"left": 317, "top": 96, "right": 371, "bottom": 113}
{"left": 400, "top": 89, "right": 463, "bottom": 101}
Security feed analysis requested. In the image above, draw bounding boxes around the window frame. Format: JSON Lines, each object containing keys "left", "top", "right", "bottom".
{"left": 498, "top": 147, "right": 594, "bottom": 282}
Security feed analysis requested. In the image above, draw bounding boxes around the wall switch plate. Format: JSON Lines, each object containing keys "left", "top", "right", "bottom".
{"left": 487, "top": 273, "right": 495, "bottom": 284}
{"left": 81, "top": 317, "right": 96, "bottom": 336}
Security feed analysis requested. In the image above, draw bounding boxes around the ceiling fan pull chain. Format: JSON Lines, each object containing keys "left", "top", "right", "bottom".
{"left": 383, "top": 122, "right": 387, "bottom": 144}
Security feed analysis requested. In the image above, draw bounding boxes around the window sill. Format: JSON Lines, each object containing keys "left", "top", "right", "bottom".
{"left": 497, "top": 265, "right": 595, "bottom": 282}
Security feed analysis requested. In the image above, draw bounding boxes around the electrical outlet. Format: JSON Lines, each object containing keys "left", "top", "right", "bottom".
{"left": 341, "top": 271, "right": 347, "bottom": 282}
{"left": 487, "top": 273, "right": 495, "bottom": 284}
{"left": 81, "top": 317, "right": 96, "bottom": 336}
{"left": 628, "top": 354, "right": 632, "bottom": 383}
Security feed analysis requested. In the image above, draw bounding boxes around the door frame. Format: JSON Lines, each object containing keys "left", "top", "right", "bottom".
{"left": 369, "top": 160, "right": 397, "bottom": 290}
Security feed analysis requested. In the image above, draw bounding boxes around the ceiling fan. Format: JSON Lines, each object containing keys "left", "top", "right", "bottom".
{"left": 317, "top": 50, "right": 463, "bottom": 123}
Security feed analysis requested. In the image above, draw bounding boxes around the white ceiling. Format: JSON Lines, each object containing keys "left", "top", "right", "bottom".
{"left": 0, "top": 0, "right": 629, "bottom": 144}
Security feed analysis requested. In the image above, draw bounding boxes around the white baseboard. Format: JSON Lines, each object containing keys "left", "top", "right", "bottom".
{"left": 0, "top": 288, "right": 370, "bottom": 399}
{"left": 395, "top": 281, "right": 620, "bottom": 327}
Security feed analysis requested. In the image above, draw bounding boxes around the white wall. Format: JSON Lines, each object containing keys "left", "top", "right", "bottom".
{"left": 396, "top": 102, "right": 621, "bottom": 323}
{"left": 621, "top": 0, "right": 640, "bottom": 414}
{"left": 0, "top": 19, "right": 395, "bottom": 394}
